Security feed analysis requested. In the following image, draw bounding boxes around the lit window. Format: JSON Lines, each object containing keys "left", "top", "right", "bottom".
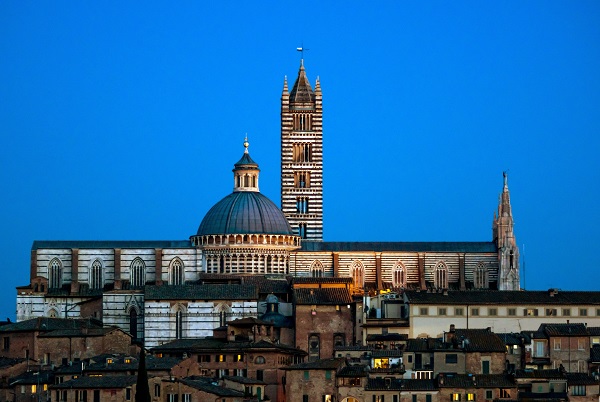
{"left": 218, "top": 355, "right": 225, "bottom": 362}
{"left": 31, "top": 385, "right": 37, "bottom": 393}
{"left": 236, "top": 354, "right": 244, "bottom": 362}
{"left": 452, "top": 393, "right": 461, "bottom": 401}
{"left": 524, "top": 308, "right": 538, "bottom": 316}
{"left": 467, "top": 393, "right": 475, "bottom": 401}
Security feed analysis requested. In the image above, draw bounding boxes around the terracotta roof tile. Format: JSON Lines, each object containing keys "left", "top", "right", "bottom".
{"left": 294, "top": 288, "right": 353, "bottom": 305}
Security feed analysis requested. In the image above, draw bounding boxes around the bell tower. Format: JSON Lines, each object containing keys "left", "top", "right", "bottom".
{"left": 281, "top": 60, "right": 323, "bottom": 240}
{"left": 493, "top": 172, "right": 520, "bottom": 290}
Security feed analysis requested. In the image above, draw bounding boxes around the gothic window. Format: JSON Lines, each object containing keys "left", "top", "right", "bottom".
{"left": 435, "top": 262, "right": 448, "bottom": 289}
{"left": 298, "top": 223, "right": 307, "bottom": 239}
{"left": 294, "top": 172, "right": 310, "bottom": 188}
{"left": 170, "top": 258, "right": 184, "bottom": 285}
{"left": 351, "top": 261, "right": 364, "bottom": 288}
{"left": 294, "top": 113, "right": 312, "bottom": 131}
{"left": 214, "top": 303, "right": 232, "bottom": 327}
{"left": 130, "top": 258, "right": 146, "bottom": 288}
{"left": 293, "top": 143, "right": 312, "bottom": 163}
{"left": 48, "top": 309, "right": 58, "bottom": 318}
{"left": 392, "top": 262, "right": 406, "bottom": 287}
{"left": 296, "top": 197, "right": 308, "bottom": 214}
{"left": 49, "top": 258, "right": 63, "bottom": 289}
{"left": 310, "top": 260, "right": 324, "bottom": 277}
{"left": 90, "top": 259, "right": 103, "bottom": 290}
{"left": 474, "top": 262, "right": 487, "bottom": 289}
{"left": 129, "top": 308, "right": 138, "bottom": 340}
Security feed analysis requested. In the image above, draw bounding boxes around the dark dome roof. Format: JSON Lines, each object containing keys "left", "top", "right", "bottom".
{"left": 197, "top": 191, "right": 294, "bottom": 236}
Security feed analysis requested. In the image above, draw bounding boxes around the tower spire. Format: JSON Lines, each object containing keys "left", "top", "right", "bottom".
{"left": 493, "top": 171, "right": 520, "bottom": 290}
{"left": 281, "top": 60, "right": 323, "bottom": 240}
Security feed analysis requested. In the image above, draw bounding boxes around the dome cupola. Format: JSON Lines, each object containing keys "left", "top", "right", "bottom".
{"left": 191, "top": 138, "right": 301, "bottom": 275}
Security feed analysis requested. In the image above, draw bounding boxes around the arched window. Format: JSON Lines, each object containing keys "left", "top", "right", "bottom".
{"left": 130, "top": 258, "right": 146, "bottom": 288}
{"left": 129, "top": 308, "right": 138, "bottom": 340}
{"left": 310, "top": 260, "right": 323, "bottom": 278}
{"left": 49, "top": 258, "right": 63, "bottom": 289}
{"left": 351, "top": 261, "right": 364, "bottom": 288}
{"left": 48, "top": 308, "right": 58, "bottom": 318}
{"left": 435, "top": 262, "right": 448, "bottom": 289}
{"left": 474, "top": 262, "right": 487, "bottom": 289}
{"left": 254, "top": 356, "right": 266, "bottom": 364}
{"left": 170, "top": 258, "right": 184, "bottom": 285}
{"left": 90, "top": 259, "right": 103, "bottom": 290}
{"left": 214, "top": 302, "right": 232, "bottom": 327}
{"left": 392, "top": 262, "right": 406, "bottom": 288}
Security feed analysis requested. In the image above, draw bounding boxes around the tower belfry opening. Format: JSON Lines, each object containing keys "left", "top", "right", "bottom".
{"left": 281, "top": 60, "right": 323, "bottom": 240}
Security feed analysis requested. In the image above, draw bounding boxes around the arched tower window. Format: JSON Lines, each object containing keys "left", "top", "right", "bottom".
{"left": 435, "top": 262, "right": 448, "bottom": 289}
{"left": 49, "top": 258, "right": 63, "bottom": 289}
{"left": 298, "top": 223, "right": 307, "bottom": 239}
{"left": 351, "top": 260, "right": 364, "bottom": 288}
{"left": 130, "top": 258, "right": 146, "bottom": 288}
{"left": 474, "top": 262, "right": 487, "bottom": 289}
{"left": 170, "top": 258, "right": 184, "bottom": 285}
{"left": 90, "top": 259, "right": 103, "bottom": 290}
{"left": 310, "top": 260, "right": 324, "bottom": 277}
{"left": 296, "top": 197, "right": 308, "bottom": 214}
{"left": 392, "top": 262, "right": 406, "bottom": 288}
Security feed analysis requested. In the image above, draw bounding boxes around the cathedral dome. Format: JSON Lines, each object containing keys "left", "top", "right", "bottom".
{"left": 197, "top": 191, "right": 294, "bottom": 236}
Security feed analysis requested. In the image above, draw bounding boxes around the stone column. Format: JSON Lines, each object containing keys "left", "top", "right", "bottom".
{"left": 375, "top": 253, "right": 383, "bottom": 290}
{"left": 114, "top": 248, "right": 122, "bottom": 290}
{"left": 155, "top": 249, "right": 163, "bottom": 285}
{"left": 70, "top": 249, "right": 80, "bottom": 293}
{"left": 459, "top": 254, "right": 466, "bottom": 290}
{"left": 418, "top": 253, "right": 426, "bottom": 290}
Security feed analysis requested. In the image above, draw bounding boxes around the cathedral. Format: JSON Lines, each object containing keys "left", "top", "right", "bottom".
{"left": 15, "top": 60, "right": 520, "bottom": 347}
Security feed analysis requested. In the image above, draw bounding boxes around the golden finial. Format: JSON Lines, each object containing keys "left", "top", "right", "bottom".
{"left": 244, "top": 135, "right": 249, "bottom": 154}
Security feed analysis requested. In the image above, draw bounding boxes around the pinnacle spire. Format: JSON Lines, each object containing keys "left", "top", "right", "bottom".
{"left": 289, "top": 59, "right": 315, "bottom": 103}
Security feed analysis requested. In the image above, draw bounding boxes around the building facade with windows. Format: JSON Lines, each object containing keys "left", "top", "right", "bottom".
{"left": 16, "top": 60, "right": 521, "bottom": 348}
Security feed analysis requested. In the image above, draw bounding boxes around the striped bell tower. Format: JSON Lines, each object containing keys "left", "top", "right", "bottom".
{"left": 281, "top": 60, "right": 323, "bottom": 240}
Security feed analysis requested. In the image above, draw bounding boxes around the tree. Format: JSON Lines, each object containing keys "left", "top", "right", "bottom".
{"left": 136, "top": 343, "right": 151, "bottom": 402}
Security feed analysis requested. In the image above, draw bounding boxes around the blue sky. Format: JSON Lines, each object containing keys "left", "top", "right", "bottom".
{"left": 1, "top": 2, "right": 599, "bottom": 320}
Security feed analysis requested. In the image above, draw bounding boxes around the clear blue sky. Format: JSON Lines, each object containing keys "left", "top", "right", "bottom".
{"left": 1, "top": 2, "right": 599, "bottom": 320}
